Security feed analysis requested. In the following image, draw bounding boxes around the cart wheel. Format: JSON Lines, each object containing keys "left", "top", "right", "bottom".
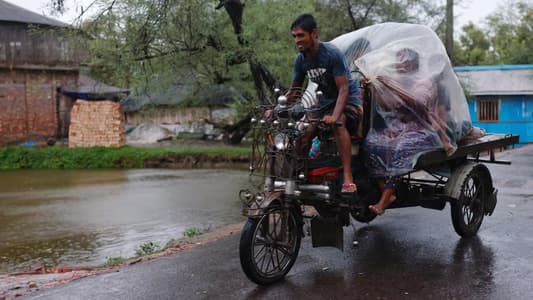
{"left": 446, "top": 163, "right": 492, "bottom": 238}
{"left": 239, "top": 205, "right": 302, "bottom": 285}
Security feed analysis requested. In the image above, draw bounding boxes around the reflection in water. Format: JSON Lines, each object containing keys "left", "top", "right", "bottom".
{"left": 346, "top": 225, "right": 495, "bottom": 297}
{"left": 0, "top": 169, "right": 247, "bottom": 273}
{"left": 451, "top": 237, "right": 495, "bottom": 292}
{"left": 0, "top": 233, "right": 98, "bottom": 272}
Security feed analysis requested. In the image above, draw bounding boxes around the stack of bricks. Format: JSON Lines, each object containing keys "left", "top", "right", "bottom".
{"left": 69, "top": 100, "right": 125, "bottom": 147}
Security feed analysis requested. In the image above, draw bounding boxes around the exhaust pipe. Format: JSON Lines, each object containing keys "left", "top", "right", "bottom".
{"left": 271, "top": 180, "right": 330, "bottom": 194}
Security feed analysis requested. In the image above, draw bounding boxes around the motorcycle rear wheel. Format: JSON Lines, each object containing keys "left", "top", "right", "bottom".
{"left": 239, "top": 206, "right": 301, "bottom": 285}
{"left": 449, "top": 164, "right": 489, "bottom": 238}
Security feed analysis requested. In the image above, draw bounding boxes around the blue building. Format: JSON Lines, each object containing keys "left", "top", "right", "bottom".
{"left": 454, "top": 65, "right": 533, "bottom": 144}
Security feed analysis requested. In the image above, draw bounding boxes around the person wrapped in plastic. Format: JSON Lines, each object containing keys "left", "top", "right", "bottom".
{"left": 328, "top": 23, "right": 472, "bottom": 215}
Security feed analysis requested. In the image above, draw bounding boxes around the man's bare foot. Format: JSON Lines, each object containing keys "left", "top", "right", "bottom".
{"left": 368, "top": 205, "right": 384, "bottom": 215}
{"left": 341, "top": 183, "right": 357, "bottom": 193}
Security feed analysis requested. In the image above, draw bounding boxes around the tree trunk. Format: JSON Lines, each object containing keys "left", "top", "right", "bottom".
{"left": 445, "top": 0, "right": 454, "bottom": 64}
{"left": 222, "top": 114, "right": 252, "bottom": 145}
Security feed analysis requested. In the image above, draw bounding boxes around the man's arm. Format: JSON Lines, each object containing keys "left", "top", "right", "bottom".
{"left": 323, "top": 75, "right": 349, "bottom": 125}
{"left": 289, "top": 53, "right": 305, "bottom": 103}
{"left": 264, "top": 80, "right": 302, "bottom": 119}
{"left": 287, "top": 81, "right": 303, "bottom": 102}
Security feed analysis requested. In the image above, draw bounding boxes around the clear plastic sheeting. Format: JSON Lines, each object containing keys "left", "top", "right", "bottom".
{"left": 329, "top": 23, "right": 472, "bottom": 177}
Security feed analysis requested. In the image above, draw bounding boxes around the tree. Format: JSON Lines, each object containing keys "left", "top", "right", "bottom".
{"left": 48, "top": 0, "right": 470, "bottom": 143}
{"left": 454, "top": 22, "right": 491, "bottom": 65}
{"left": 314, "top": 0, "right": 445, "bottom": 41}
{"left": 445, "top": 0, "right": 454, "bottom": 63}
{"left": 79, "top": 0, "right": 248, "bottom": 99}
{"left": 52, "top": 0, "right": 451, "bottom": 93}
{"left": 454, "top": 1, "right": 532, "bottom": 65}
{"left": 486, "top": 1, "right": 533, "bottom": 64}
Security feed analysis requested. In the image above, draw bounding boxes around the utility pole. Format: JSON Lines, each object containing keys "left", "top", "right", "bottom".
{"left": 445, "top": 0, "right": 454, "bottom": 64}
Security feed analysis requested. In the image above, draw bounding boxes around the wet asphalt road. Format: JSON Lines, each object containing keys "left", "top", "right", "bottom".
{"left": 25, "top": 146, "right": 533, "bottom": 300}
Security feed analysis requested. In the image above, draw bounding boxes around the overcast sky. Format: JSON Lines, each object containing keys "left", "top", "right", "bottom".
{"left": 4, "top": 0, "right": 505, "bottom": 29}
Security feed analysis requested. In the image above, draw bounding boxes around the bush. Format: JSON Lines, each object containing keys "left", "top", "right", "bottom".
{"left": 135, "top": 241, "right": 161, "bottom": 256}
{"left": 183, "top": 227, "right": 208, "bottom": 238}
{"left": 104, "top": 256, "right": 126, "bottom": 266}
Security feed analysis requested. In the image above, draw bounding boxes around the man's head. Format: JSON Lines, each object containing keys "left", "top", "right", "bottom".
{"left": 345, "top": 38, "right": 371, "bottom": 70}
{"left": 291, "top": 14, "right": 318, "bottom": 54}
{"left": 291, "top": 14, "right": 317, "bottom": 33}
{"left": 349, "top": 38, "right": 371, "bottom": 59}
{"left": 395, "top": 48, "right": 419, "bottom": 73}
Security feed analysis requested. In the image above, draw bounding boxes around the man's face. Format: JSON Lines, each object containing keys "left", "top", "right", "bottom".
{"left": 291, "top": 26, "right": 317, "bottom": 53}
{"left": 395, "top": 51, "right": 416, "bottom": 73}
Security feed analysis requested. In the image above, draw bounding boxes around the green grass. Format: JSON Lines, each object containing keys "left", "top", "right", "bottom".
{"left": 0, "top": 145, "right": 251, "bottom": 170}
{"left": 104, "top": 256, "right": 126, "bottom": 266}
{"left": 135, "top": 241, "right": 162, "bottom": 256}
{"left": 183, "top": 227, "right": 209, "bottom": 238}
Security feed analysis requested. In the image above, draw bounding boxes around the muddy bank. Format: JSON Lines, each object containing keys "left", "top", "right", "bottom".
{"left": 143, "top": 153, "right": 250, "bottom": 169}
{"left": 0, "top": 223, "right": 244, "bottom": 300}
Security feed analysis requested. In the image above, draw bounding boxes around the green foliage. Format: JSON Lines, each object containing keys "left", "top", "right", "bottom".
{"left": 455, "top": 22, "right": 492, "bottom": 65}
{"left": 486, "top": 1, "right": 533, "bottom": 64}
{"left": 315, "top": 0, "right": 445, "bottom": 40}
{"left": 104, "top": 256, "right": 126, "bottom": 266}
{"left": 183, "top": 227, "right": 208, "bottom": 238}
{"left": 135, "top": 241, "right": 161, "bottom": 256}
{"left": 81, "top": 0, "right": 246, "bottom": 104}
{"left": 241, "top": 0, "right": 316, "bottom": 85}
{"left": 0, "top": 146, "right": 251, "bottom": 170}
{"left": 455, "top": 1, "right": 533, "bottom": 65}
{"left": 55, "top": 0, "right": 533, "bottom": 92}
{"left": 73, "top": 0, "right": 448, "bottom": 111}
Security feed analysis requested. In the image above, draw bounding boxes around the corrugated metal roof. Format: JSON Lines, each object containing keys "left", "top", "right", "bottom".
{"left": 63, "top": 74, "right": 130, "bottom": 95}
{"left": 0, "top": 0, "right": 66, "bottom": 27}
{"left": 454, "top": 65, "right": 533, "bottom": 96}
{"left": 454, "top": 65, "right": 533, "bottom": 72}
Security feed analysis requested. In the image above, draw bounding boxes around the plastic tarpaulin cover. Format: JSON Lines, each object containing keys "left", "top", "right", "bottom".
{"left": 330, "top": 23, "right": 472, "bottom": 177}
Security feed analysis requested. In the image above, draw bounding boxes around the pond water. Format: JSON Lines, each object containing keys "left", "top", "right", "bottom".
{"left": 0, "top": 169, "right": 249, "bottom": 273}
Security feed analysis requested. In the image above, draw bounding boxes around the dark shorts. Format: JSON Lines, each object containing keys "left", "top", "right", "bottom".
{"left": 319, "top": 102, "right": 363, "bottom": 138}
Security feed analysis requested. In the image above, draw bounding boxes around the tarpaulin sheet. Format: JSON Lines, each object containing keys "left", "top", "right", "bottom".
{"left": 330, "top": 23, "right": 472, "bottom": 176}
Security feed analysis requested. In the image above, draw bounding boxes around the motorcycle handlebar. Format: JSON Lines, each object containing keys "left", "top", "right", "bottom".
{"left": 307, "top": 118, "right": 344, "bottom": 127}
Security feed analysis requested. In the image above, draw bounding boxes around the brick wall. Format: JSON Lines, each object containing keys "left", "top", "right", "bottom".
{"left": 69, "top": 100, "right": 125, "bottom": 147}
{"left": 0, "top": 69, "right": 77, "bottom": 144}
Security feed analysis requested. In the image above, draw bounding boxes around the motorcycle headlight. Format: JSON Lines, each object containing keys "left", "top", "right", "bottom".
{"left": 290, "top": 103, "right": 305, "bottom": 120}
{"left": 274, "top": 133, "right": 290, "bottom": 150}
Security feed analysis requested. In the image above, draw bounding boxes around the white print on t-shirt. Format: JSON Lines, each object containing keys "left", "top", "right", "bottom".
{"left": 306, "top": 68, "right": 326, "bottom": 85}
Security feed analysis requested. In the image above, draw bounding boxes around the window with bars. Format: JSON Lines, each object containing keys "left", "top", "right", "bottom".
{"left": 478, "top": 99, "right": 499, "bottom": 122}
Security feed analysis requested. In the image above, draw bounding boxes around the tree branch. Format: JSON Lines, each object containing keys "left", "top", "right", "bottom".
{"left": 343, "top": 0, "right": 357, "bottom": 30}
{"left": 132, "top": 47, "right": 203, "bottom": 61}
{"left": 357, "top": 0, "right": 379, "bottom": 29}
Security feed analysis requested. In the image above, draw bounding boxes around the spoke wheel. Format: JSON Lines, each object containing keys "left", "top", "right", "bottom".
{"left": 449, "top": 164, "right": 490, "bottom": 238}
{"left": 239, "top": 206, "right": 301, "bottom": 285}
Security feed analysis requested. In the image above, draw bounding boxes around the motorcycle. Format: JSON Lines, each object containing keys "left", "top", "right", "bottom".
{"left": 238, "top": 84, "right": 518, "bottom": 285}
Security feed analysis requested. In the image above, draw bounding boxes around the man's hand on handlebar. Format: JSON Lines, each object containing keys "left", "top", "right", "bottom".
{"left": 322, "top": 115, "right": 342, "bottom": 126}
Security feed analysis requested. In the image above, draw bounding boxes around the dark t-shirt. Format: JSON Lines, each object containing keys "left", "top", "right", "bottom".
{"left": 293, "top": 42, "right": 361, "bottom": 106}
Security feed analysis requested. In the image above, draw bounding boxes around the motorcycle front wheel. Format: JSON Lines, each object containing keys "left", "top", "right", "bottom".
{"left": 239, "top": 206, "right": 301, "bottom": 285}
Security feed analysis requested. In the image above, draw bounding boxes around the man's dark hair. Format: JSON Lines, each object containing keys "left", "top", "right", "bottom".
{"left": 397, "top": 48, "right": 419, "bottom": 71}
{"left": 290, "top": 14, "right": 317, "bottom": 33}
{"left": 345, "top": 38, "right": 371, "bottom": 62}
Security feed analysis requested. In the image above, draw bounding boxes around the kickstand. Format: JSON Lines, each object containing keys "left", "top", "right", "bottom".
{"left": 349, "top": 216, "right": 359, "bottom": 246}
